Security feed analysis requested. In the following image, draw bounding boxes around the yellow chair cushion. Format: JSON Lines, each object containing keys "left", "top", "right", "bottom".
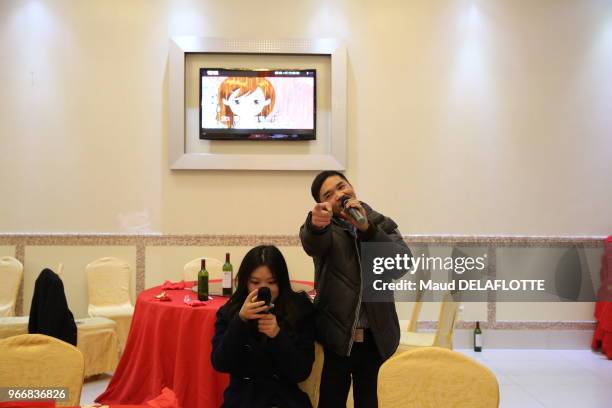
{"left": 75, "top": 317, "right": 119, "bottom": 377}
{"left": 298, "top": 341, "right": 324, "bottom": 408}
{"left": 0, "top": 334, "right": 85, "bottom": 407}
{"left": 1, "top": 317, "right": 118, "bottom": 378}
{"left": 378, "top": 347, "right": 499, "bottom": 408}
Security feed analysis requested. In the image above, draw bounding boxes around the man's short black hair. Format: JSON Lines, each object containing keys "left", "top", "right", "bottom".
{"left": 311, "top": 170, "right": 349, "bottom": 202}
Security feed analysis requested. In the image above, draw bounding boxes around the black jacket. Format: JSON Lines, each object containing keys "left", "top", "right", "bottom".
{"left": 28, "top": 268, "right": 77, "bottom": 346}
{"left": 211, "top": 293, "right": 315, "bottom": 408}
{"left": 299, "top": 203, "right": 411, "bottom": 360}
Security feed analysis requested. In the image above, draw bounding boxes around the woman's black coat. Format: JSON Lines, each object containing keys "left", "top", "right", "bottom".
{"left": 211, "top": 293, "right": 315, "bottom": 408}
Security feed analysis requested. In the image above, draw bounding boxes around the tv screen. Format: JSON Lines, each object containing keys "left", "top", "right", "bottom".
{"left": 199, "top": 68, "right": 316, "bottom": 140}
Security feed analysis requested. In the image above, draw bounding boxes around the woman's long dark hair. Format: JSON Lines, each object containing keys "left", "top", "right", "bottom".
{"left": 221, "top": 245, "right": 305, "bottom": 327}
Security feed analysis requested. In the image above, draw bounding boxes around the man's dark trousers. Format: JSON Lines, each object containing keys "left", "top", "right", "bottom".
{"left": 318, "top": 330, "right": 383, "bottom": 408}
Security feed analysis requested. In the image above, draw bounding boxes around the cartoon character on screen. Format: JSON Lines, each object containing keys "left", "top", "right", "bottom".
{"left": 216, "top": 77, "right": 276, "bottom": 128}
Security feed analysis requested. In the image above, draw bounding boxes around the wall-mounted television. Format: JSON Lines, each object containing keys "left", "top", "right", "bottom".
{"left": 199, "top": 68, "right": 316, "bottom": 141}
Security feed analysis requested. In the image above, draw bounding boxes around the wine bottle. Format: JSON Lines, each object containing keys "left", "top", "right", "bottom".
{"left": 474, "top": 321, "right": 482, "bottom": 352}
{"left": 198, "top": 259, "right": 209, "bottom": 301}
{"left": 222, "top": 252, "right": 233, "bottom": 296}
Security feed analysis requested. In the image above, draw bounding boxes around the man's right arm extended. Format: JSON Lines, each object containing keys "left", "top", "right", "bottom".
{"left": 299, "top": 203, "right": 333, "bottom": 257}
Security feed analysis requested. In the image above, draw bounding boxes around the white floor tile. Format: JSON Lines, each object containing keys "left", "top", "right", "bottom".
{"left": 520, "top": 383, "right": 612, "bottom": 408}
{"left": 457, "top": 349, "right": 612, "bottom": 407}
{"left": 81, "top": 350, "right": 612, "bottom": 407}
{"left": 81, "top": 374, "right": 111, "bottom": 406}
{"left": 499, "top": 385, "right": 545, "bottom": 408}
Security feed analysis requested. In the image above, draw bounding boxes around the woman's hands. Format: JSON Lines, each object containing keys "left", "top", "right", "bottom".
{"left": 238, "top": 289, "right": 280, "bottom": 338}
{"left": 239, "top": 289, "right": 269, "bottom": 321}
{"left": 257, "top": 313, "right": 280, "bottom": 338}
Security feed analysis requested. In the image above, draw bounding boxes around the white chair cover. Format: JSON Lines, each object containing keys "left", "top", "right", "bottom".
{"left": 183, "top": 257, "right": 223, "bottom": 282}
{"left": 0, "top": 256, "right": 23, "bottom": 317}
{"left": 86, "top": 257, "right": 134, "bottom": 351}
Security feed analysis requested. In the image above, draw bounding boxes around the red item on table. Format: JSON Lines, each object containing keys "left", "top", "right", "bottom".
{"left": 96, "top": 285, "right": 229, "bottom": 408}
{"left": 154, "top": 291, "right": 171, "bottom": 301}
{"left": 183, "top": 297, "right": 207, "bottom": 307}
{"left": 592, "top": 236, "right": 612, "bottom": 359}
{"left": 162, "top": 280, "right": 186, "bottom": 290}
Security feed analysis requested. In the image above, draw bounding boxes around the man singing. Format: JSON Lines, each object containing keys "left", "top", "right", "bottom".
{"left": 299, "top": 170, "right": 412, "bottom": 407}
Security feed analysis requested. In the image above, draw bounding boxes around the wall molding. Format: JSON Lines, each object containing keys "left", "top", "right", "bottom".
{"left": 2, "top": 233, "right": 603, "bottom": 331}
{"left": 0, "top": 233, "right": 605, "bottom": 246}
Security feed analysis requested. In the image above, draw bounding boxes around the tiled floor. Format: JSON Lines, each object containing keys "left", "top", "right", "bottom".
{"left": 458, "top": 349, "right": 612, "bottom": 408}
{"left": 82, "top": 349, "right": 612, "bottom": 407}
{"left": 81, "top": 374, "right": 112, "bottom": 406}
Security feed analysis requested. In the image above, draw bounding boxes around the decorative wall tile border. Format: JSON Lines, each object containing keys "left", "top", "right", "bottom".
{"left": 1, "top": 233, "right": 604, "bottom": 330}
{"left": 486, "top": 247, "right": 497, "bottom": 328}
{"left": 15, "top": 243, "right": 25, "bottom": 317}
{"left": 403, "top": 235, "right": 604, "bottom": 246}
{"left": 135, "top": 243, "right": 145, "bottom": 294}
{"left": 0, "top": 233, "right": 605, "bottom": 247}
{"left": 0, "top": 234, "right": 301, "bottom": 246}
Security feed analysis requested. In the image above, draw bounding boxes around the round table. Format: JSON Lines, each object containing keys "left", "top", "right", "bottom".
{"left": 96, "top": 284, "right": 229, "bottom": 408}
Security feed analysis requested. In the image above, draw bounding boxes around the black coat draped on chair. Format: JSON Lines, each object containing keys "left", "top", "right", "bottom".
{"left": 28, "top": 268, "right": 77, "bottom": 346}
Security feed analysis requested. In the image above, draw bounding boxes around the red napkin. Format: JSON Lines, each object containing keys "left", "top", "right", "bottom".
{"left": 162, "top": 280, "right": 186, "bottom": 290}
{"left": 184, "top": 297, "right": 207, "bottom": 307}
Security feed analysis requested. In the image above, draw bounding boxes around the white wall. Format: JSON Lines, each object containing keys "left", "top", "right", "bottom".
{"left": 1, "top": 0, "right": 611, "bottom": 235}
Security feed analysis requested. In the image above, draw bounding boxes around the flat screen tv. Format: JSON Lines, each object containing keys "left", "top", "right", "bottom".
{"left": 199, "top": 68, "right": 316, "bottom": 141}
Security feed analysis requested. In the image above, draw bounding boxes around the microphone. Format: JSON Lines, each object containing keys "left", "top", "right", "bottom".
{"left": 341, "top": 196, "right": 366, "bottom": 225}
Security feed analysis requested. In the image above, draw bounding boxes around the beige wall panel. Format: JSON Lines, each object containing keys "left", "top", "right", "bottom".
{"left": 278, "top": 246, "right": 316, "bottom": 283}
{"left": 397, "top": 300, "right": 486, "bottom": 323}
{"left": 145, "top": 245, "right": 314, "bottom": 289}
{"left": 0, "top": 246, "right": 16, "bottom": 257}
{"left": 0, "top": 1, "right": 163, "bottom": 233}
{"left": 24, "top": 246, "right": 137, "bottom": 318}
{"left": 458, "top": 302, "right": 487, "bottom": 322}
{"left": 0, "top": 1, "right": 610, "bottom": 235}
{"left": 497, "top": 302, "right": 595, "bottom": 322}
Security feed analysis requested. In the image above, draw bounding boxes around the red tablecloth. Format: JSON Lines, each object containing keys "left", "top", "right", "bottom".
{"left": 96, "top": 284, "right": 229, "bottom": 408}
{"left": 592, "top": 236, "right": 612, "bottom": 359}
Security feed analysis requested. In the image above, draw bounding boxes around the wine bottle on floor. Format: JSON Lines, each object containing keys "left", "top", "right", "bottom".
{"left": 222, "top": 252, "right": 233, "bottom": 296}
{"left": 474, "top": 321, "right": 482, "bottom": 352}
{"left": 198, "top": 259, "right": 209, "bottom": 301}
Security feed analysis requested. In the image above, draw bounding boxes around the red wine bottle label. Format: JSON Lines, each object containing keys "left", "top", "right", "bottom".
{"left": 222, "top": 272, "right": 232, "bottom": 288}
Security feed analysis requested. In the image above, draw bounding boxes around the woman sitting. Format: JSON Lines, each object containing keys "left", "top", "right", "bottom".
{"left": 211, "top": 245, "right": 315, "bottom": 408}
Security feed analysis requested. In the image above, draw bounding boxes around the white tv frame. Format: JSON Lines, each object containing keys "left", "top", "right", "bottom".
{"left": 168, "top": 37, "right": 347, "bottom": 171}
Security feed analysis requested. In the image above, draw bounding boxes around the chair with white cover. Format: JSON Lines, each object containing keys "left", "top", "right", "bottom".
{"left": 378, "top": 347, "right": 499, "bottom": 408}
{"left": 397, "top": 293, "right": 459, "bottom": 352}
{"left": 86, "top": 257, "right": 134, "bottom": 351}
{"left": 0, "top": 333, "right": 85, "bottom": 407}
{"left": 75, "top": 316, "right": 119, "bottom": 377}
{"left": 0, "top": 315, "right": 29, "bottom": 339}
{"left": 0, "top": 315, "right": 118, "bottom": 377}
{"left": 0, "top": 256, "right": 23, "bottom": 317}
